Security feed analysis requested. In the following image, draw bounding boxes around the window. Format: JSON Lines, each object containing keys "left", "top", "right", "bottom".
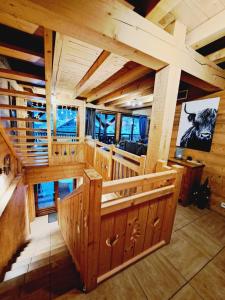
{"left": 58, "top": 178, "right": 75, "bottom": 199}
{"left": 121, "top": 115, "right": 141, "bottom": 141}
{"left": 95, "top": 112, "right": 116, "bottom": 144}
{"left": 56, "top": 106, "right": 78, "bottom": 137}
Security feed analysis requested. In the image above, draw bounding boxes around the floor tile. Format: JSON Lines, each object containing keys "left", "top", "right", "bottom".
{"left": 131, "top": 251, "right": 185, "bottom": 300}
{"left": 160, "top": 231, "right": 209, "bottom": 280}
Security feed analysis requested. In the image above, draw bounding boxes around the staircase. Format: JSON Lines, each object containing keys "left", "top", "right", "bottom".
{"left": 0, "top": 216, "right": 81, "bottom": 299}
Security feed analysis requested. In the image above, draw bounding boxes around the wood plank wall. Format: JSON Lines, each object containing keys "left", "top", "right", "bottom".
{"left": 0, "top": 133, "right": 29, "bottom": 278}
{"left": 170, "top": 90, "right": 225, "bottom": 217}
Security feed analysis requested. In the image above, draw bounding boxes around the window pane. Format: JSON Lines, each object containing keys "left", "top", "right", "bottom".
{"left": 58, "top": 178, "right": 74, "bottom": 199}
{"left": 133, "top": 117, "right": 140, "bottom": 141}
{"left": 36, "top": 181, "right": 55, "bottom": 209}
{"left": 121, "top": 116, "right": 133, "bottom": 141}
{"left": 95, "top": 112, "right": 115, "bottom": 143}
{"left": 56, "top": 106, "right": 77, "bottom": 137}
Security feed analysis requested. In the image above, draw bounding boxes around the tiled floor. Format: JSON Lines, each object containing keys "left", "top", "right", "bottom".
{"left": 55, "top": 204, "right": 225, "bottom": 300}
{"left": 3, "top": 205, "right": 225, "bottom": 300}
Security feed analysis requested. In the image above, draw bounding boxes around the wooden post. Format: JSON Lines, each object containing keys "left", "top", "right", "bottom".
{"left": 145, "top": 21, "right": 186, "bottom": 174}
{"left": 161, "top": 164, "right": 183, "bottom": 243}
{"left": 78, "top": 105, "right": 86, "bottom": 141}
{"left": 115, "top": 112, "right": 121, "bottom": 143}
{"left": 81, "top": 169, "right": 102, "bottom": 292}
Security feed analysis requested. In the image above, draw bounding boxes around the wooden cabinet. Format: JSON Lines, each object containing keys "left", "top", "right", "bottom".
{"left": 168, "top": 158, "right": 204, "bottom": 206}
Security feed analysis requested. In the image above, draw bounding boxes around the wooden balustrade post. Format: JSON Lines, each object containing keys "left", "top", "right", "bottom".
{"left": 108, "top": 145, "right": 113, "bottom": 180}
{"left": 162, "top": 164, "right": 183, "bottom": 243}
{"left": 81, "top": 169, "right": 102, "bottom": 292}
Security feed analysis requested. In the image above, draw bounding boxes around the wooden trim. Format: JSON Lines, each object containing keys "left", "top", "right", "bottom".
{"left": 0, "top": 104, "right": 46, "bottom": 112}
{"left": 101, "top": 185, "right": 174, "bottom": 216}
{"left": 0, "top": 68, "right": 45, "bottom": 86}
{"left": 75, "top": 50, "right": 110, "bottom": 97}
{"left": 207, "top": 48, "right": 225, "bottom": 65}
{"left": 0, "top": 42, "right": 44, "bottom": 64}
{"left": 0, "top": 87, "right": 46, "bottom": 100}
{"left": 97, "top": 240, "right": 165, "bottom": 284}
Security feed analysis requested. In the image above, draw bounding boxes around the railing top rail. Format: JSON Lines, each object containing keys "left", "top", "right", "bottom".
{"left": 101, "top": 184, "right": 175, "bottom": 216}
{"left": 58, "top": 184, "right": 83, "bottom": 202}
{"left": 102, "top": 170, "right": 176, "bottom": 194}
{"left": 112, "top": 146, "right": 145, "bottom": 164}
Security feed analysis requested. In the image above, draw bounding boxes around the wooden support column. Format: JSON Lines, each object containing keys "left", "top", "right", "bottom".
{"left": 145, "top": 21, "right": 185, "bottom": 173}
{"left": 53, "top": 103, "right": 57, "bottom": 137}
{"left": 145, "top": 65, "right": 181, "bottom": 173}
{"left": 78, "top": 105, "right": 86, "bottom": 141}
{"left": 115, "top": 112, "right": 121, "bottom": 142}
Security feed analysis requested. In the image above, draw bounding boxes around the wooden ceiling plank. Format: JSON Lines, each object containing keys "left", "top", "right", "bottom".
{"left": 146, "top": 0, "right": 182, "bottom": 24}
{"left": 0, "top": 104, "right": 46, "bottom": 112}
{"left": 1, "top": 0, "right": 224, "bottom": 89}
{"left": 187, "top": 9, "right": 225, "bottom": 49}
{"left": 0, "top": 87, "right": 46, "bottom": 100}
{"left": 0, "top": 68, "right": 45, "bottom": 86}
{"left": 206, "top": 48, "right": 225, "bottom": 64}
{"left": 0, "top": 42, "right": 44, "bottom": 64}
{"left": 75, "top": 50, "right": 111, "bottom": 97}
{"left": 95, "top": 74, "right": 155, "bottom": 105}
{"left": 87, "top": 65, "right": 151, "bottom": 102}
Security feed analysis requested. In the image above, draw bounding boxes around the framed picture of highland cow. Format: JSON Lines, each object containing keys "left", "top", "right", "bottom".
{"left": 176, "top": 97, "right": 220, "bottom": 152}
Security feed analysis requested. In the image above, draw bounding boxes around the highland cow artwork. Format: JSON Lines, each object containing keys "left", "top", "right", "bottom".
{"left": 176, "top": 98, "right": 220, "bottom": 152}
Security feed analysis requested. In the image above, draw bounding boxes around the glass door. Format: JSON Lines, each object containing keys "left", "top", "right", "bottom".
{"left": 34, "top": 181, "right": 57, "bottom": 216}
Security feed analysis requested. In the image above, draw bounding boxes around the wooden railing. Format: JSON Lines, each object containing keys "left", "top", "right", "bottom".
{"left": 57, "top": 163, "right": 183, "bottom": 292}
{"left": 50, "top": 139, "right": 85, "bottom": 165}
{"left": 85, "top": 139, "right": 146, "bottom": 182}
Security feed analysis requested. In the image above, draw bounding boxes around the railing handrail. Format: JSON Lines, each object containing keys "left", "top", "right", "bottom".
{"left": 58, "top": 184, "right": 83, "bottom": 202}
{"left": 102, "top": 170, "right": 176, "bottom": 194}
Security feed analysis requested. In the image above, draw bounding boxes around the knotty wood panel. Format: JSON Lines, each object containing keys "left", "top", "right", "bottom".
{"left": 98, "top": 195, "right": 171, "bottom": 276}
{"left": 170, "top": 90, "right": 225, "bottom": 217}
{"left": 50, "top": 142, "right": 85, "bottom": 165}
{"left": 0, "top": 180, "right": 29, "bottom": 278}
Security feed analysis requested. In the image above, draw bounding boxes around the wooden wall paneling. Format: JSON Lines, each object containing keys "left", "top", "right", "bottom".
{"left": 170, "top": 90, "right": 225, "bottom": 217}
{"left": 0, "top": 180, "right": 29, "bottom": 278}
{"left": 143, "top": 200, "right": 158, "bottom": 250}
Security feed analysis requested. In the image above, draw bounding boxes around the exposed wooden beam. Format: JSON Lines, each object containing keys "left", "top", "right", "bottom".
{"left": 75, "top": 50, "right": 110, "bottom": 97}
{"left": 86, "top": 103, "right": 130, "bottom": 113}
{"left": 44, "top": 28, "right": 53, "bottom": 161}
{"left": 0, "top": 11, "right": 38, "bottom": 34}
{"left": 107, "top": 87, "right": 154, "bottom": 107}
{"left": 146, "top": 0, "right": 182, "bottom": 24}
{"left": 0, "top": 42, "right": 44, "bottom": 64}
{"left": 0, "top": 68, "right": 45, "bottom": 86}
{"left": 206, "top": 48, "right": 225, "bottom": 65}
{"left": 0, "top": 117, "right": 46, "bottom": 123}
{"left": 95, "top": 74, "right": 155, "bottom": 105}
{"left": 1, "top": 0, "right": 224, "bottom": 89}
{"left": 87, "top": 64, "right": 151, "bottom": 102}
{"left": 13, "top": 142, "right": 48, "bottom": 146}
{"left": 0, "top": 87, "right": 46, "bottom": 100}
{"left": 187, "top": 10, "right": 225, "bottom": 49}
{"left": 0, "top": 104, "right": 46, "bottom": 112}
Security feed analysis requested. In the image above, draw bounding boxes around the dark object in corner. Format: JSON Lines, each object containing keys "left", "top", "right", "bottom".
{"left": 192, "top": 178, "right": 211, "bottom": 209}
